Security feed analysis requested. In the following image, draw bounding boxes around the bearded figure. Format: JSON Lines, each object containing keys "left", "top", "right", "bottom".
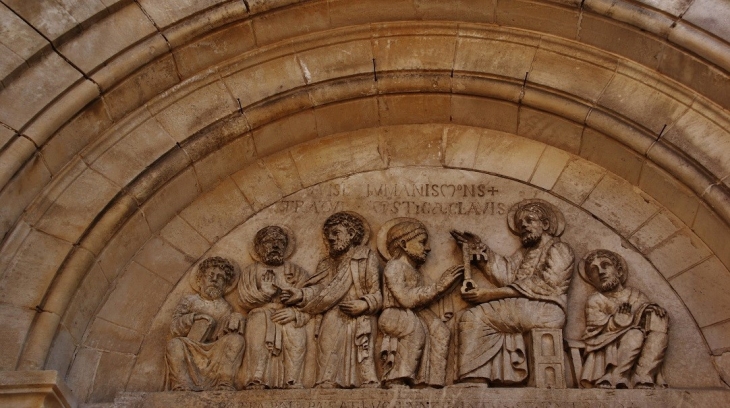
{"left": 453, "top": 199, "right": 574, "bottom": 385}
{"left": 579, "top": 249, "right": 668, "bottom": 389}
{"left": 165, "top": 257, "right": 245, "bottom": 391}
{"left": 236, "top": 226, "right": 310, "bottom": 389}
{"left": 377, "top": 218, "right": 462, "bottom": 388}
{"left": 281, "top": 212, "right": 382, "bottom": 388}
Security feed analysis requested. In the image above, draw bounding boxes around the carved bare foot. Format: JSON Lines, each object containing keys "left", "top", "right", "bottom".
{"left": 596, "top": 381, "right": 614, "bottom": 389}
{"left": 315, "top": 382, "right": 338, "bottom": 389}
{"left": 286, "top": 383, "right": 304, "bottom": 389}
{"left": 361, "top": 382, "right": 381, "bottom": 389}
{"left": 384, "top": 379, "right": 408, "bottom": 389}
{"left": 215, "top": 383, "right": 236, "bottom": 391}
{"left": 634, "top": 383, "right": 655, "bottom": 390}
{"left": 245, "top": 383, "right": 266, "bottom": 390}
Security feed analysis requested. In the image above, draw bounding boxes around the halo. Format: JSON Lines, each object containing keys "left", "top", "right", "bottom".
{"left": 507, "top": 198, "right": 566, "bottom": 237}
{"left": 578, "top": 249, "right": 629, "bottom": 290}
{"left": 324, "top": 211, "right": 371, "bottom": 245}
{"left": 376, "top": 217, "right": 425, "bottom": 260}
{"left": 248, "top": 225, "right": 296, "bottom": 262}
{"left": 189, "top": 257, "right": 240, "bottom": 295}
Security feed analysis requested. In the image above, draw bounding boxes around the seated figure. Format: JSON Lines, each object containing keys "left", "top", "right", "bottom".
{"left": 579, "top": 249, "right": 669, "bottom": 389}
{"left": 377, "top": 218, "right": 462, "bottom": 388}
{"left": 165, "top": 256, "right": 245, "bottom": 391}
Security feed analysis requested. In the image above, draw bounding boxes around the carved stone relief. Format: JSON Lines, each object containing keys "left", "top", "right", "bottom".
{"left": 151, "top": 168, "right": 715, "bottom": 394}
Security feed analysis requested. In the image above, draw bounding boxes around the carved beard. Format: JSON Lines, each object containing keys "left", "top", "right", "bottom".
{"left": 204, "top": 285, "right": 223, "bottom": 299}
{"left": 262, "top": 251, "right": 284, "bottom": 266}
{"left": 600, "top": 275, "right": 620, "bottom": 292}
{"left": 520, "top": 230, "right": 542, "bottom": 247}
{"left": 328, "top": 238, "right": 352, "bottom": 258}
{"left": 405, "top": 246, "right": 427, "bottom": 266}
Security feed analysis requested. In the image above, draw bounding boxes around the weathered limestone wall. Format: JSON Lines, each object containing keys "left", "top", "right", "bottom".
{"left": 0, "top": 0, "right": 729, "bottom": 406}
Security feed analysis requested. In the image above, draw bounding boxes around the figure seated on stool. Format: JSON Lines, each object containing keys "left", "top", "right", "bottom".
{"left": 578, "top": 249, "right": 668, "bottom": 389}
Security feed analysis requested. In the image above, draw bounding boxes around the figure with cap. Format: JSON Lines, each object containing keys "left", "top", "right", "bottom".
{"left": 578, "top": 249, "right": 668, "bottom": 389}
{"left": 236, "top": 226, "right": 310, "bottom": 389}
{"left": 165, "top": 256, "right": 245, "bottom": 391}
{"left": 452, "top": 198, "right": 575, "bottom": 385}
{"left": 377, "top": 218, "right": 462, "bottom": 388}
{"left": 281, "top": 211, "right": 382, "bottom": 389}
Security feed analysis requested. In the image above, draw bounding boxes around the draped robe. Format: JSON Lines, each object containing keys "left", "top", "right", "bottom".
{"left": 379, "top": 258, "right": 450, "bottom": 387}
{"left": 298, "top": 246, "right": 382, "bottom": 388}
{"left": 236, "top": 261, "right": 309, "bottom": 389}
{"left": 457, "top": 237, "right": 574, "bottom": 384}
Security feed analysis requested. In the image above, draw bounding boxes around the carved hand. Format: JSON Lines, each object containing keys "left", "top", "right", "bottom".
{"left": 614, "top": 302, "right": 633, "bottom": 327}
{"left": 194, "top": 313, "right": 214, "bottom": 325}
{"left": 225, "top": 313, "right": 244, "bottom": 334}
{"left": 460, "top": 288, "right": 492, "bottom": 304}
{"left": 645, "top": 304, "right": 667, "bottom": 318}
{"left": 280, "top": 288, "right": 303, "bottom": 305}
{"left": 437, "top": 265, "right": 464, "bottom": 292}
{"left": 260, "top": 270, "right": 279, "bottom": 297}
{"left": 271, "top": 308, "right": 297, "bottom": 325}
{"left": 339, "top": 299, "right": 369, "bottom": 316}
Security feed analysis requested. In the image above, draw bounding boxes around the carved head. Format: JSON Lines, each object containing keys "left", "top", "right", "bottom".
{"left": 583, "top": 249, "right": 628, "bottom": 292}
{"left": 386, "top": 219, "right": 430, "bottom": 265}
{"left": 254, "top": 226, "right": 289, "bottom": 266}
{"left": 196, "top": 256, "right": 236, "bottom": 300}
{"left": 515, "top": 203, "right": 552, "bottom": 247}
{"left": 323, "top": 212, "right": 366, "bottom": 257}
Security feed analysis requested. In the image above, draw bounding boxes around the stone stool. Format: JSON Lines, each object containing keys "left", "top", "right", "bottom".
{"left": 527, "top": 328, "right": 567, "bottom": 389}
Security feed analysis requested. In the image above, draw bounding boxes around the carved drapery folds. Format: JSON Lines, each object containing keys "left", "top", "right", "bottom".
{"left": 165, "top": 205, "right": 670, "bottom": 391}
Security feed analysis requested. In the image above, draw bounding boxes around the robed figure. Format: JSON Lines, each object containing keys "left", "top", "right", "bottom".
{"left": 282, "top": 212, "right": 382, "bottom": 388}
{"left": 237, "top": 226, "right": 310, "bottom": 389}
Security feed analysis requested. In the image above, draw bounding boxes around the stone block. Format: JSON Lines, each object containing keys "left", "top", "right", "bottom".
{"left": 0, "top": 3, "right": 46, "bottom": 63}
{"left": 85, "top": 317, "right": 144, "bottom": 355}
{"left": 0, "top": 136, "right": 37, "bottom": 191}
{"left": 62, "top": 260, "right": 109, "bottom": 342}
{"left": 647, "top": 228, "right": 712, "bottom": 278}
{"left": 377, "top": 71, "right": 453, "bottom": 96}
{"left": 41, "top": 99, "right": 112, "bottom": 175}
{"left": 329, "top": 0, "right": 417, "bottom": 27}
{"left": 372, "top": 32, "right": 457, "bottom": 72}
{"left": 658, "top": 44, "right": 730, "bottom": 110}
{"left": 91, "top": 117, "right": 177, "bottom": 186}
{"left": 579, "top": 128, "right": 644, "bottom": 185}
{"left": 582, "top": 174, "right": 659, "bottom": 237}
{"left": 159, "top": 215, "right": 211, "bottom": 260}
{"left": 529, "top": 146, "right": 572, "bottom": 191}
{"left": 0, "top": 42, "right": 24, "bottom": 83}
{"left": 89, "top": 351, "right": 136, "bottom": 402}
{"left": 179, "top": 177, "right": 254, "bottom": 243}
{"left": 66, "top": 347, "right": 102, "bottom": 402}
{"left": 45, "top": 324, "right": 77, "bottom": 379}
{"left": 290, "top": 131, "right": 386, "bottom": 187}
{"left": 383, "top": 124, "right": 444, "bottom": 167}
{"left": 252, "top": 0, "right": 330, "bottom": 46}
{"left": 244, "top": 90, "right": 313, "bottom": 130}
{"left": 638, "top": 162, "right": 699, "bottom": 226}
{"left": 579, "top": 14, "right": 665, "bottom": 70}
{"left": 58, "top": 3, "right": 157, "bottom": 73}
{"left": 529, "top": 45, "right": 616, "bottom": 103}
{"left": 97, "top": 211, "right": 152, "bottom": 282}
{"left": 140, "top": 167, "right": 200, "bottom": 233}
{"left": 451, "top": 95, "right": 519, "bottom": 133}
{"left": 231, "top": 161, "right": 285, "bottom": 212}
{"left": 97, "top": 261, "right": 172, "bottom": 332}
{"left": 192, "top": 134, "right": 257, "bottom": 192}
{"left": 174, "top": 21, "right": 256, "bottom": 79}
{"left": 133, "top": 237, "right": 193, "bottom": 285}
{"left": 137, "top": 0, "right": 228, "bottom": 29}
{"left": 496, "top": 0, "right": 580, "bottom": 39}
{"left": 34, "top": 166, "right": 119, "bottom": 243}
{"left": 314, "top": 98, "right": 380, "bottom": 137}
{"left": 308, "top": 75, "right": 378, "bottom": 107}
{"left": 0, "top": 153, "right": 51, "bottom": 240}
{"left": 671, "top": 256, "right": 730, "bottom": 327}
{"left": 378, "top": 94, "right": 451, "bottom": 126}
{"left": 702, "top": 320, "right": 730, "bottom": 354}
{"left": 4, "top": 0, "right": 77, "bottom": 43}
{"left": 0, "top": 303, "right": 34, "bottom": 370}
{"left": 104, "top": 55, "right": 180, "bottom": 121}
{"left": 473, "top": 131, "right": 546, "bottom": 181}
{"left": 682, "top": 0, "right": 730, "bottom": 43}
{"left": 633, "top": 0, "right": 693, "bottom": 16}
{"left": 252, "top": 111, "right": 318, "bottom": 157}
{"left": 155, "top": 79, "right": 238, "bottom": 143}
{"left": 551, "top": 158, "right": 606, "bottom": 205}
{"left": 0, "top": 370, "right": 77, "bottom": 408}
{"left": 517, "top": 107, "right": 583, "bottom": 154}
{"left": 443, "top": 125, "right": 481, "bottom": 169}
{"left": 0, "top": 228, "right": 73, "bottom": 308}
{"left": 692, "top": 204, "right": 730, "bottom": 271}
{"left": 629, "top": 211, "right": 683, "bottom": 253}
{"left": 0, "top": 123, "right": 15, "bottom": 149}
{"left": 261, "top": 150, "right": 304, "bottom": 196}
{"left": 223, "top": 55, "right": 305, "bottom": 109}
{"left": 522, "top": 87, "right": 592, "bottom": 125}
{"left": 455, "top": 32, "right": 538, "bottom": 79}
{"left": 298, "top": 39, "right": 373, "bottom": 84}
